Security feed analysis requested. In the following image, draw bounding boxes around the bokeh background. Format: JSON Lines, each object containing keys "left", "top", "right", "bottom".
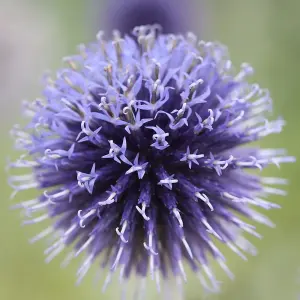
{"left": 0, "top": 0, "right": 299, "bottom": 299}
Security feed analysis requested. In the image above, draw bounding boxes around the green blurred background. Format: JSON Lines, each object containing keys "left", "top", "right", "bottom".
{"left": 0, "top": 0, "right": 299, "bottom": 299}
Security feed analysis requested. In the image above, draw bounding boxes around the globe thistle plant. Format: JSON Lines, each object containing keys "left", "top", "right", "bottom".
{"left": 9, "top": 26, "right": 294, "bottom": 295}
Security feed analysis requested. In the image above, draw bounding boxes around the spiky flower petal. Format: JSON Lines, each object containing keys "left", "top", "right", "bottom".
{"left": 9, "top": 26, "right": 294, "bottom": 295}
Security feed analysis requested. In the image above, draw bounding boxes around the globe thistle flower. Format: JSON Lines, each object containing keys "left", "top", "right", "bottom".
{"left": 9, "top": 26, "right": 294, "bottom": 295}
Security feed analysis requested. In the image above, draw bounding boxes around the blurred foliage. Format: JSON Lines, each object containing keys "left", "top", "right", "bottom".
{"left": 0, "top": 0, "right": 299, "bottom": 299}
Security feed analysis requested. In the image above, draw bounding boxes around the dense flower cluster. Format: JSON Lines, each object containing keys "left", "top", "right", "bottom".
{"left": 9, "top": 26, "right": 294, "bottom": 294}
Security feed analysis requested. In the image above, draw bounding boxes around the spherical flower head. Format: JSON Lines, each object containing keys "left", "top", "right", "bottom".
{"left": 9, "top": 26, "right": 294, "bottom": 295}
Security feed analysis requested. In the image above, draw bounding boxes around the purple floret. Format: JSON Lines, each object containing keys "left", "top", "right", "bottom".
{"left": 9, "top": 26, "right": 294, "bottom": 295}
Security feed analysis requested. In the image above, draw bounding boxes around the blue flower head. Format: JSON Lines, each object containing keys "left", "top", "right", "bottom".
{"left": 9, "top": 26, "right": 294, "bottom": 295}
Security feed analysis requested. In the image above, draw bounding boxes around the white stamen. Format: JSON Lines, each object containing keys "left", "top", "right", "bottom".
{"left": 44, "top": 149, "right": 61, "bottom": 159}
{"left": 28, "top": 201, "right": 49, "bottom": 212}
{"left": 136, "top": 202, "right": 150, "bottom": 221}
{"left": 10, "top": 159, "right": 39, "bottom": 168}
{"left": 219, "top": 155, "right": 234, "bottom": 170}
{"left": 102, "top": 272, "right": 112, "bottom": 292}
{"left": 235, "top": 63, "right": 253, "bottom": 81}
{"left": 125, "top": 165, "right": 143, "bottom": 174}
{"left": 11, "top": 198, "right": 38, "bottom": 209}
{"left": 226, "top": 242, "right": 247, "bottom": 260}
{"left": 9, "top": 174, "right": 35, "bottom": 182}
{"left": 197, "top": 271, "right": 213, "bottom": 294}
{"left": 223, "top": 192, "right": 243, "bottom": 202}
{"left": 159, "top": 178, "right": 178, "bottom": 185}
{"left": 202, "top": 264, "right": 220, "bottom": 293}
{"left": 23, "top": 214, "right": 48, "bottom": 225}
{"left": 189, "top": 79, "right": 204, "bottom": 93}
{"left": 236, "top": 156, "right": 263, "bottom": 170}
{"left": 176, "top": 103, "right": 187, "bottom": 118}
{"left": 64, "top": 224, "right": 77, "bottom": 238}
{"left": 246, "top": 197, "right": 281, "bottom": 210}
{"left": 187, "top": 153, "right": 204, "bottom": 160}
{"left": 80, "top": 120, "right": 92, "bottom": 136}
{"left": 61, "top": 252, "right": 75, "bottom": 268}
{"left": 259, "top": 148, "right": 286, "bottom": 156}
{"left": 242, "top": 225, "right": 262, "bottom": 239}
{"left": 45, "top": 243, "right": 64, "bottom": 264}
{"left": 153, "top": 132, "right": 169, "bottom": 140}
{"left": 75, "top": 235, "right": 95, "bottom": 257}
{"left": 44, "top": 224, "right": 77, "bottom": 261}
{"left": 251, "top": 212, "right": 275, "bottom": 228}
{"left": 228, "top": 110, "right": 245, "bottom": 127}
{"left": 263, "top": 186, "right": 287, "bottom": 196}
{"left": 44, "top": 238, "right": 62, "bottom": 256}
{"left": 207, "top": 240, "right": 224, "bottom": 260}
{"left": 231, "top": 217, "right": 262, "bottom": 238}
{"left": 272, "top": 156, "right": 296, "bottom": 165}
{"left": 203, "top": 109, "right": 214, "bottom": 128}
{"left": 44, "top": 189, "right": 70, "bottom": 203}
{"left": 195, "top": 192, "right": 214, "bottom": 211}
{"left": 111, "top": 246, "right": 124, "bottom": 270}
{"left": 76, "top": 254, "right": 93, "bottom": 284}
{"left": 144, "top": 232, "right": 158, "bottom": 255}
{"left": 29, "top": 227, "right": 53, "bottom": 244}
{"left": 235, "top": 236, "right": 257, "bottom": 256}
{"left": 78, "top": 209, "right": 96, "bottom": 228}
{"left": 218, "top": 259, "right": 234, "bottom": 280}
{"left": 261, "top": 177, "right": 288, "bottom": 185}
{"left": 158, "top": 175, "right": 178, "bottom": 190}
{"left": 77, "top": 254, "right": 93, "bottom": 276}
{"left": 12, "top": 182, "right": 39, "bottom": 192}
{"left": 116, "top": 221, "right": 128, "bottom": 243}
{"left": 182, "top": 237, "right": 193, "bottom": 259}
{"left": 173, "top": 208, "right": 183, "bottom": 227}
{"left": 98, "top": 192, "right": 116, "bottom": 206}
{"left": 201, "top": 218, "right": 222, "bottom": 240}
